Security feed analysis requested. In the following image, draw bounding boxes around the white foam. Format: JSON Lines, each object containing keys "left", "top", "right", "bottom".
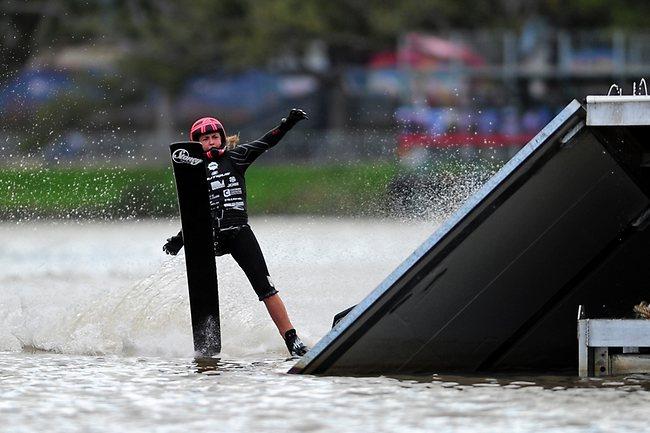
{"left": 0, "top": 218, "right": 435, "bottom": 357}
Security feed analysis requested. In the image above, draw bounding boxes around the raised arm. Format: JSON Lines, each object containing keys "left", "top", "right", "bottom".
{"left": 229, "top": 108, "right": 308, "bottom": 172}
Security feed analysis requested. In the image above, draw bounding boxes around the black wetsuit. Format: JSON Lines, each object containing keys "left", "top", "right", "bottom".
{"left": 206, "top": 126, "right": 287, "bottom": 229}
{"left": 172, "top": 123, "right": 290, "bottom": 301}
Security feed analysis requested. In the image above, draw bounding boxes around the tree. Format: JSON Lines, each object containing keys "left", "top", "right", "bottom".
{"left": 4, "top": 0, "right": 650, "bottom": 133}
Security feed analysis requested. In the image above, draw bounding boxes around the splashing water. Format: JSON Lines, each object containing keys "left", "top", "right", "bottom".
{"left": 0, "top": 218, "right": 435, "bottom": 358}
{"left": 607, "top": 79, "right": 649, "bottom": 97}
{"left": 635, "top": 78, "right": 648, "bottom": 96}
{"left": 5, "top": 220, "right": 650, "bottom": 433}
{"left": 607, "top": 84, "right": 622, "bottom": 96}
{"left": 388, "top": 161, "right": 496, "bottom": 222}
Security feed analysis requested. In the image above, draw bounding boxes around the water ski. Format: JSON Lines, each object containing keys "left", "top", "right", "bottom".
{"left": 170, "top": 141, "right": 221, "bottom": 356}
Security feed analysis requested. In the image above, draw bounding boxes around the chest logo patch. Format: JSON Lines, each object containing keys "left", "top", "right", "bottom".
{"left": 208, "top": 162, "right": 219, "bottom": 171}
{"left": 211, "top": 180, "right": 225, "bottom": 190}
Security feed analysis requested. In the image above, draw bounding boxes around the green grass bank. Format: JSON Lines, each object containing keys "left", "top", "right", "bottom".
{"left": 0, "top": 163, "right": 400, "bottom": 219}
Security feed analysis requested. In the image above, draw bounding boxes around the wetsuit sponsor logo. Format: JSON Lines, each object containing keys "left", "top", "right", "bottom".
{"left": 229, "top": 176, "right": 236, "bottom": 183}
{"left": 208, "top": 162, "right": 219, "bottom": 171}
{"left": 224, "top": 202, "right": 245, "bottom": 210}
{"left": 211, "top": 180, "right": 225, "bottom": 190}
{"left": 172, "top": 148, "right": 202, "bottom": 166}
{"left": 223, "top": 188, "right": 243, "bottom": 197}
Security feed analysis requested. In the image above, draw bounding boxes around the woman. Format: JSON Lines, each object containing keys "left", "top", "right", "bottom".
{"left": 163, "top": 109, "right": 309, "bottom": 356}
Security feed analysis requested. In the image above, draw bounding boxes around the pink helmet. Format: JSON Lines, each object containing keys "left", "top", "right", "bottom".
{"left": 189, "top": 117, "right": 226, "bottom": 143}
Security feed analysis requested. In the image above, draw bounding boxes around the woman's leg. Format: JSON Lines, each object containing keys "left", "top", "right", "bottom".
{"left": 229, "top": 226, "right": 294, "bottom": 335}
{"left": 262, "top": 293, "right": 293, "bottom": 336}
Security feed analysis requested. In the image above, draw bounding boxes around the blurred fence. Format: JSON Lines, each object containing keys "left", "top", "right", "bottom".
{"left": 2, "top": 29, "right": 650, "bottom": 168}
{"left": 397, "top": 29, "right": 650, "bottom": 77}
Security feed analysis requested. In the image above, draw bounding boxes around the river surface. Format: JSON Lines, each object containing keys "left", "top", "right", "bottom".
{"left": 1, "top": 218, "right": 649, "bottom": 433}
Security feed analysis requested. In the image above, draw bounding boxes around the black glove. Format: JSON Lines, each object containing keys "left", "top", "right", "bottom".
{"left": 163, "top": 233, "right": 184, "bottom": 255}
{"left": 280, "top": 108, "right": 308, "bottom": 130}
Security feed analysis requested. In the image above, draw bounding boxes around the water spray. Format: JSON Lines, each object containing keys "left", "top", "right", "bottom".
{"left": 606, "top": 78, "right": 647, "bottom": 97}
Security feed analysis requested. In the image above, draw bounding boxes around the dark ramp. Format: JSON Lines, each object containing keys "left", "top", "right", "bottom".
{"left": 290, "top": 99, "right": 650, "bottom": 375}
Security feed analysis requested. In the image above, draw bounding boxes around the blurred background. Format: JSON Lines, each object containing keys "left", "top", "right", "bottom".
{"left": 2, "top": 0, "right": 650, "bottom": 220}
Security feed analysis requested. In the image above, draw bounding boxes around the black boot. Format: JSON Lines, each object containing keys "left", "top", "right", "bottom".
{"left": 284, "top": 329, "right": 308, "bottom": 356}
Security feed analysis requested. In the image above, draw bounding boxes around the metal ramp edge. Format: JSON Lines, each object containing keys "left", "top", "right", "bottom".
{"left": 290, "top": 100, "right": 586, "bottom": 375}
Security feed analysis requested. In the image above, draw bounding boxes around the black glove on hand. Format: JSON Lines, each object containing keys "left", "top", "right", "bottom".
{"left": 280, "top": 108, "right": 308, "bottom": 130}
{"left": 163, "top": 234, "right": 184, "bottom": 255}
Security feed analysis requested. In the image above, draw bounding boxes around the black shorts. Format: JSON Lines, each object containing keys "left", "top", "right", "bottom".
{"left": 214, "top": 225, "right": 278, "bottom": 301}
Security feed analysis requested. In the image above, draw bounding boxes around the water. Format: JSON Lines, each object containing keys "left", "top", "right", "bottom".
{"left": 2, "top": 218, "right": 650, "bottom": 433}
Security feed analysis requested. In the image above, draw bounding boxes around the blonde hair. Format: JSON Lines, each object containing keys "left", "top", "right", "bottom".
{"left": 225, "top": 133, "right": 240, "bottom": 150}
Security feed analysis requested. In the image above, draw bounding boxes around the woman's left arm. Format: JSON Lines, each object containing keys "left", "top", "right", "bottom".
{"left": 229, "top": 109, "right": 308, "bottom": 171}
